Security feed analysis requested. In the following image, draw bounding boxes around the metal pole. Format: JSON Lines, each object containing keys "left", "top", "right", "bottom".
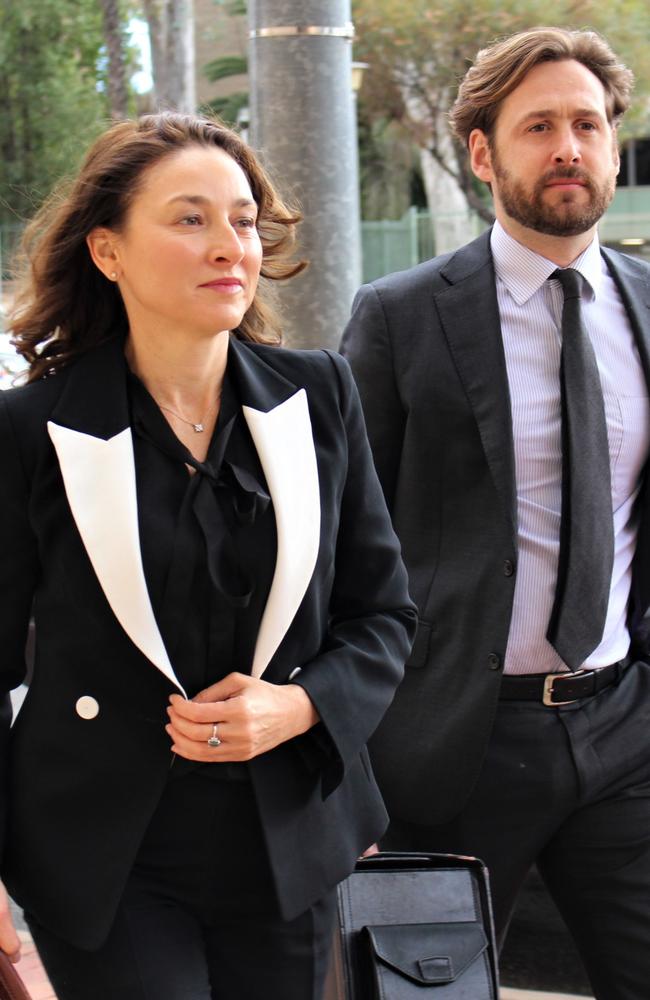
{"left": 248, "top": 0, "right": 361, "bottom": 350}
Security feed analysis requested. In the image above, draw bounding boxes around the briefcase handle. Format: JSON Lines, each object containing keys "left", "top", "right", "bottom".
{"left": 356, "top": 851, "right": 488, "bottom": 873}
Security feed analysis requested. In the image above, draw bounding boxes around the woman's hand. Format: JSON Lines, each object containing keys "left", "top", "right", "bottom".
{"left": 166, "top": 673, "right": 319, "bottom": 762}
{"left": 0, "top": 881, "right": 20, "bottom": 962}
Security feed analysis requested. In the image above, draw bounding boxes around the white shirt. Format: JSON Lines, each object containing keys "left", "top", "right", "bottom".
{"left": 491, "top": 221, "right": 650, "bottom": 675}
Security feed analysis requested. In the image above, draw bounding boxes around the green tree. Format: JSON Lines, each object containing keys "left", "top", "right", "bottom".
{"left": 99, "top": 0, "right": 130, "bottom": 119}
{"left": 353, "top": 0, "right": 650, "bottom": 225}
{"left": 0, "top": 0, "right": 109, "bottom": 226}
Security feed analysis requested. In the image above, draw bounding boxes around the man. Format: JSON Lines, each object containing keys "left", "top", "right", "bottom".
{"left": 341, "top": 27, "right": 650, "bottom": 1000}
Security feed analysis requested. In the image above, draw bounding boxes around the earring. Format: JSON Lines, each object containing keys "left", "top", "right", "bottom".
{"left": 110, "top": 271, "right": 118, "bottom": 281}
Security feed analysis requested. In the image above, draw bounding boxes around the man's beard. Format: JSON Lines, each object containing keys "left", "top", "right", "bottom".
{"left": 490, "top": 149, "right": 616, "bottom": 237}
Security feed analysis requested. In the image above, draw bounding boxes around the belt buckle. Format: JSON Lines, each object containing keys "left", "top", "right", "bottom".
{"left": 542, "top": 669, "right": 588, "bottom": 707}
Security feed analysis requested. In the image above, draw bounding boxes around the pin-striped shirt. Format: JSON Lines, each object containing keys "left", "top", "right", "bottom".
{"left": 491, "top": 221, "right": 650, "bottom": 675}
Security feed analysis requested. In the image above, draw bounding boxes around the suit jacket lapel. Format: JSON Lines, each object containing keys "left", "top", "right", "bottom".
{"left": 435, "top": 231, "right": 517, "bottom": 538}
{"left": 601, "top": 246, "right": 650, "bottom": 384}
{"left": 47, "top": 336, "right": 322, "bottom": 686}
{"left": 600, "top": 247, "right": 650, "bottom": 623}
{"left": 228, "top": 338, "right": 321, "bottom": 678}
{"left": 48, "top": 338, "right": 185, "bottom": 694}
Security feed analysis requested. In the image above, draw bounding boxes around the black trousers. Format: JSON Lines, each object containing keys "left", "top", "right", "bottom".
{"left": 383, "top": 659, "right": 650, "bottom": 1000}
{"left": 27, "top": 770, "right": 336, "bottom": 1000}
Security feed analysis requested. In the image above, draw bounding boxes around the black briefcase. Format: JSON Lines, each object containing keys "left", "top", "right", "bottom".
{"left": 324, "top": 852, "right": 499, "bottom": 999}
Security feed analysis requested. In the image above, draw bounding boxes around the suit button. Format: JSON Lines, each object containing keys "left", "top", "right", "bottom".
{"left": 503, "top": 559, "right": 514, "bottom": 576}
{"left": 76, "top": 696, "right": 100, "bottom": 720}
{"left": 487, "top": 653, "right": 501, "bottom": 671}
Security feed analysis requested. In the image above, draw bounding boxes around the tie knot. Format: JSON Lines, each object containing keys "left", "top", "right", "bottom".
{"left": 551, "top": 267, "right": 584, "bottom": 301}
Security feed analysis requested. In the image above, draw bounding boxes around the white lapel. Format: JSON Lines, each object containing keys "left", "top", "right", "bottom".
{"left": 242, "top": 389, "right": 321, "bottom": 678}
{"left": 47, "top": 421, "right": 186, "bottom": 695}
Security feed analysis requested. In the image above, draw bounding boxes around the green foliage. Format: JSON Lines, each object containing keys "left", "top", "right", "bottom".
{"left": 203, "top": 54, "right": 248, "bottom": 83}
{"left": 0, "top": 0, "right": 110, "bottom": 226}
{"left": 357, "top": 109, "right": 424, "bottom": 220}
{"left": 199, "top": 92, "right": 249, "bottom": 128}
{"left": 216, "top": 0, "right": 247, "bottom": 14}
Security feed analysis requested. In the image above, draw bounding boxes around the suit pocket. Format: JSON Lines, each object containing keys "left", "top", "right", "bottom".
{"left": 406, "top": 620, "right": 434, "bottom": 669}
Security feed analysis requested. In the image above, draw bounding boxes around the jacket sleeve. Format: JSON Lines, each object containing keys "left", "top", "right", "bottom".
{"left": 291, "top": 351, "right": 417, "bottom": 796}
{"left": 0, "top": 393, "right": 40, "bottom": 848}
{"left": 340, "top": 284, "right": 406, "bottom": 512}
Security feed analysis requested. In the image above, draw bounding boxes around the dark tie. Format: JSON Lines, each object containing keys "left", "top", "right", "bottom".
{"left": 545, "top": 267, "right": 614, "bottom": 670}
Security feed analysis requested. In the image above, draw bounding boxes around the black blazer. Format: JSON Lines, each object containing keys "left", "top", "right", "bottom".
{"left": 0, "top": 335, "right": 416, "bottom": 949}
{"left": 341, "top": 229, "right": 650, "bottom": 828}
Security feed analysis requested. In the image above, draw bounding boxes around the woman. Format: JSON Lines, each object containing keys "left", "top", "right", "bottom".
{"left": 0, "top": 113, "right": 416, "bottom": 1000}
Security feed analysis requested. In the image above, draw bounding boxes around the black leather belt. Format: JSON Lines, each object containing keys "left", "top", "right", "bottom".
{"left": 500, "top": 659, "right": 629, "bottom": 706}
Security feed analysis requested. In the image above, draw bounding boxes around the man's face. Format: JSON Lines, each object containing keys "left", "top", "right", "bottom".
{"left": 470, "top": 59, "right": 620, "bottom": 240}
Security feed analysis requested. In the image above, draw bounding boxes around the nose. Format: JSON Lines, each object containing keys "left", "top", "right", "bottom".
{"left": 553, "top": 126, "right": 581, "bottom": 165}
{"left": 209, "top": 222, "right": 245, "bottom": 263}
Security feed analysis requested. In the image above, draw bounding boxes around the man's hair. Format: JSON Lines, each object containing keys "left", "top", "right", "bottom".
{"left": 450, "top": 27, "right": 634, "bottom": 148}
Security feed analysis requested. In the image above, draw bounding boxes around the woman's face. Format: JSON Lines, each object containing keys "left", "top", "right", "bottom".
{"left": 101, "top": 144, "right": 263, "bottom": 343}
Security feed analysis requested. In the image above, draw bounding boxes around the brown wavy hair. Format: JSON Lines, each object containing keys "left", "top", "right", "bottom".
{"left": 10, "top": 112, "right": 306, "bottom": 382}
{"left": 450, "top": 27, "right": 634, "bottom": 148}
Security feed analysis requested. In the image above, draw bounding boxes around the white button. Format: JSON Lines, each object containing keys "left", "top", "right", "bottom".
{"left": 75, "top": 696, "right": 100, "bottom": 720}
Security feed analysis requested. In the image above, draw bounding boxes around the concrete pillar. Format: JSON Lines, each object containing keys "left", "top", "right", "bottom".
{"left": 248, "top": 0, "right": 361, "bottom": 350}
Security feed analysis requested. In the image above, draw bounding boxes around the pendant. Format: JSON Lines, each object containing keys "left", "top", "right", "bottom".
{"left": 192, "top": 423, "right": 204, "bottom": 433}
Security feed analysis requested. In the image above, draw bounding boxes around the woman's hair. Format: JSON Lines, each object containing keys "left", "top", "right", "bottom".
{"left": 10, "top": 112, "right": 306, "bottom": 382}
{"left": 450, "top": 27, "right": 634, "bottom": 148}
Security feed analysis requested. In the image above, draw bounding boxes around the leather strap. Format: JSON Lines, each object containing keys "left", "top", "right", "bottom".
{"left": 500, "top": 659, "right": 628, "bottom": 705}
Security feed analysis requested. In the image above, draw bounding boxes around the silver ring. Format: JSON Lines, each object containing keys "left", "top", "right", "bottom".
{"left": 207, "top": 724, "right": 221, "bottom": 748}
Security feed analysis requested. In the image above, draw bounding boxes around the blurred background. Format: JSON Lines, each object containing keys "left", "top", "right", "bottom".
{"left": 3, "top": 2, "right": 648, "bottom": 993}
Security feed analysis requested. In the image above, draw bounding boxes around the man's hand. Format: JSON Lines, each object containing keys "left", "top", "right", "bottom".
{"left": 166, "top": 673, "right": 319, "bottom": 762}
{"left": 0, "top": 881, "right": 20, "bottom": 963}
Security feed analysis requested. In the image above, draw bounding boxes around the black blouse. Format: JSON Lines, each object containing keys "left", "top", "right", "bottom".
{"left": 127, "top": 368, "right": 278, "bottom": 777}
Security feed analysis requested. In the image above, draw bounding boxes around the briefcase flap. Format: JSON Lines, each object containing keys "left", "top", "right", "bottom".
{"left": 364, "top": 921, "right": 488, "bottom": 985}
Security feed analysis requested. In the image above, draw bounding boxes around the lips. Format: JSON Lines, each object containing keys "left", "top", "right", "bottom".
{"left": 543, "top": 170, "right": 589, "bottom": 189}
{"left": 199, "top": 278, "right": 243, "bottom": 290}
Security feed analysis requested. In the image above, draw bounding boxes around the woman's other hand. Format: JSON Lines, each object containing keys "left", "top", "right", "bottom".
{"left": 0, "top": 881, "right": 20, "bottom": 962}
{"left": 166, "top": 673, "right": 319, "bottom": 762}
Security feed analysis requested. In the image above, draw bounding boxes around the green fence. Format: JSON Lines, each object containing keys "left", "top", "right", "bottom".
{"left": 361, "top": 207, "right": 435, "bottom": 284}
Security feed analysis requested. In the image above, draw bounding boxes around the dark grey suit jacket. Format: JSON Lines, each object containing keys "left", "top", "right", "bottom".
{"left": 341, "top": 228, "right": 650, "bottom": 827}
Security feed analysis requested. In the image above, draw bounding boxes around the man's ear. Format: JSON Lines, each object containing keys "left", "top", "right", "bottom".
{"left": 613, "top": 132, "right": 621, "bottom": 177}
{"left": 469, "top": 129, "right": 493, "bottom": 184}
{"left": 86, "top": 228, "right": 121, "bottom": 282}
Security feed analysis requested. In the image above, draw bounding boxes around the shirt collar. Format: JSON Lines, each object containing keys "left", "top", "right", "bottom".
{"left": 490, "top": 219, "right": 602, "bottom": 305}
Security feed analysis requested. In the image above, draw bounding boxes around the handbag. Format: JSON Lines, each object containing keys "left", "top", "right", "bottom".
{"left": 325, "top": 852, "right": 499, "bottom": 1000}
{"left": 0, "top": 953, "right": 32, "bottom": 1000}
